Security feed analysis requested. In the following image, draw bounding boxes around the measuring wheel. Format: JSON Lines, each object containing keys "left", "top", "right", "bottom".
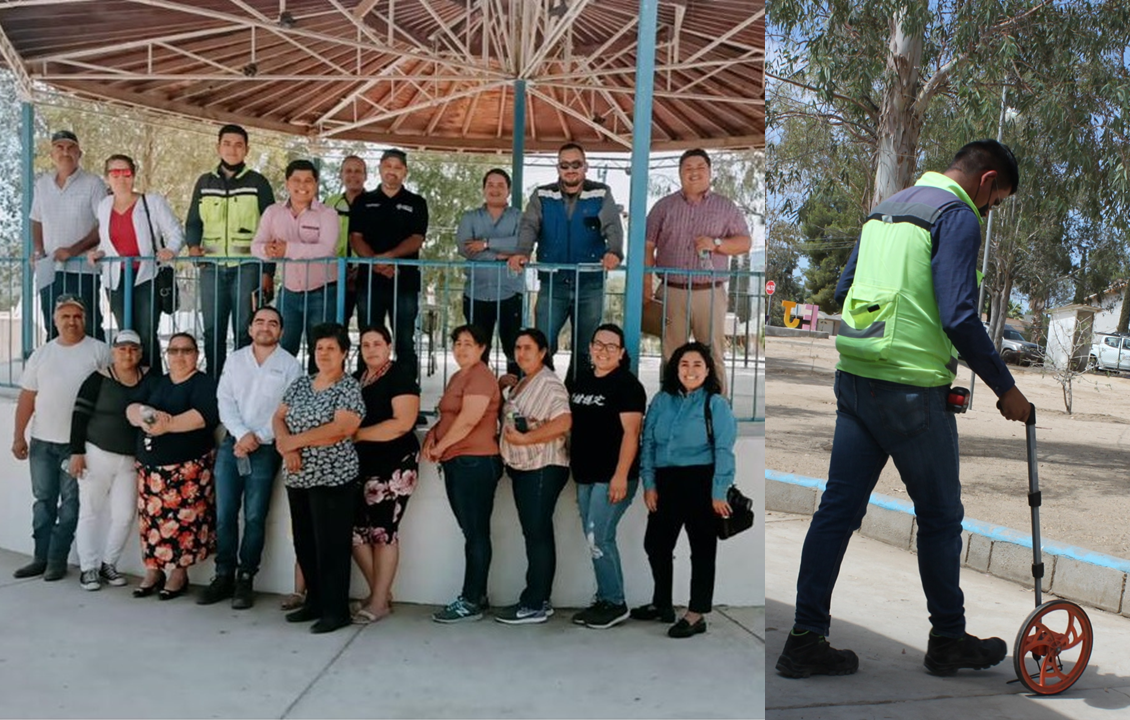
{"left": 1013, "top": 599, "right": 1093, "bottom": 694}
{"left": 1008, "top": 404, "right": 1093, "bottom": 695}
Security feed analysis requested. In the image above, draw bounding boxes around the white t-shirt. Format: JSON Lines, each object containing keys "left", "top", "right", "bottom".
{"left": 21, "top": 336, "right": 112, "bottom": 443}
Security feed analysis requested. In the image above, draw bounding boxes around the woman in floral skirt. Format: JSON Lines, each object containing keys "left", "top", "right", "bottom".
{"left": 350, "top": 325, "right": 421, "bottom": 624}
{"left": 126, "top": 332, "right": 220, "bottom": 600}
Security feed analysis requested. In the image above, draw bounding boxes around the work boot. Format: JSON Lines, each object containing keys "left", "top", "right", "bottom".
{"left": 196, "top": 574, "right": 235, "bottom": 605}
{"left": 776, "top": 629, "right": 859, "bottom": 678}
{"left": 13, "top": 560, "right": 46, "bottom": 579}
{"left": 231, "top": 572, "right": 254, "bottom": 610}
{"left": 923, "top": 631, "right": 1008, "bottom": 676}
{"left": 43, "top": 563, "right": 68, "bottom": 581}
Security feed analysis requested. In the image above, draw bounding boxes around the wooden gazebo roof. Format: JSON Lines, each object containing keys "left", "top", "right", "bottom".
{"left": 0, "top": 0, "right": 764, "bottom": 152}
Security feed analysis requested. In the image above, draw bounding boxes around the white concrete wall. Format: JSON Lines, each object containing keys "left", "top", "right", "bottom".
{"left": 1093, "top": 297, "right": 1124, "bottom": 335}
{"left": 1045, "top": 311, "right": 1077, "bottom": 370}
{"left": 0, "top": 392, "right": 764, "bottom": 607}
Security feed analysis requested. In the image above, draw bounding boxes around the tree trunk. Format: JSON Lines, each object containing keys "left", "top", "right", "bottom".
{"left": 1118, "top": 279, "right": 1130, "bottom": 333}
{"left": 872, "top": 9, "right": 926, "bottom": 207}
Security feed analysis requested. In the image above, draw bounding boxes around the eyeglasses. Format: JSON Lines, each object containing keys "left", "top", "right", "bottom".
{"left": 558, "top": 161, "right": 584, "bottom": 170}
{"left": 107, "top": 168, "right": 134, "bottom": 178}
{"left": 166, "top": 347, "right": 196, "bottom": 355}
{"left": 591, "top": 340, "right": 621, "bottom": 352}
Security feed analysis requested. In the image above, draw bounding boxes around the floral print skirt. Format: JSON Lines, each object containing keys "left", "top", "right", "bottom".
{"left": 136, "top": 451, "right": 216, "bottom": 570}
{"left": 353, "top": 450, "right": 419, "bottom": 546}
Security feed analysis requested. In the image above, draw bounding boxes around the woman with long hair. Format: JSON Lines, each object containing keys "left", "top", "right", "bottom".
{"left": 634, "top": 341, "right": 735, "bottom": 638}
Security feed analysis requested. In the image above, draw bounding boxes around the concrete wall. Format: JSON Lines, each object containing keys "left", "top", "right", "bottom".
{"left": 0, "top": 393, "right": 764, "bottom": 608}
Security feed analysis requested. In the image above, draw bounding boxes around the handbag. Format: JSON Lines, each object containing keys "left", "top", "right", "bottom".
{"left": 704, "top": 392, "right": 755, "bottom": 540}
{"left": 141, "top": 194, "right": 178, "bottom": 315}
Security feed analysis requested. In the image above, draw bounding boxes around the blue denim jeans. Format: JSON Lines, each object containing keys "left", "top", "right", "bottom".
{"left": 794, "top": 371, "right": 965, "bottom": 637}
{"left": 576, "top": 479, "right": 638, "bottom": 605}
{"left": 28, "top": 439, "right": 80, "bottom": 565}
{"left": 199, "top": 263, "right": 261, "bottom": 377}
{"left": 40, "top": 271, "right": 104, "bottom": 342}
{"left": 279, "top": 283, "right": 337, "bottom": 373}
{"left": 535, "top": 270, "right": 604, "bottom": 380}
{"left": 442, "top": 454, "right": 504, "bottom": 603}
{"left": 509, "top": 464, "right": 570, "bottom": 608}
{"left": 213, "top": 436, "right": 282, "bottom": 578}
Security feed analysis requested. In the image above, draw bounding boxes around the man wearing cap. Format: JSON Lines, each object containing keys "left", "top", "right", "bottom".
{"left": 31, "top": 130, "right": 108, "bottom": 341}
{"left": 11, "top": 295, "right": 111, "bottom": 581}
{"left": 184, "top": 124, "right": 276, "bottom": 378}
{"left": 349, "top": 148, "right": 428, "bottom": 378}
{"left": 200, "top": 306, "right": 302, "bottom": 609}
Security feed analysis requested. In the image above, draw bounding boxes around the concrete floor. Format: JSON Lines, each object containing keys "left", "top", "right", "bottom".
{"left": 0, "top": 549, "right": 764, "bottom": 719}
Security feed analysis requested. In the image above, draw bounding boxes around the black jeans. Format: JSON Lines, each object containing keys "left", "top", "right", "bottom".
{"left": 357, "top": 279, "right": 419, "bottom": 379}
{"left": 508, "top": 464, "right": 569, "bottom": 608}
{"left": 442, "top": 454, "right": 503, "bottom": 604}
{"left": 287, "top": 481, "right": 357, "bottom": 624}
{"left": 643, "top": 465, "right": 718, "bottom": 614}
{"left": 109, "top": 279, "right": 159, "bottom": 367}
{"left": 462, "top": 294, "right": 522, "bottom": 376}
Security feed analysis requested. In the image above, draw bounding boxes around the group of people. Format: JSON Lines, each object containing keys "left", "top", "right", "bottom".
{"left": 13, "top": 288, "right": 740, "bottom": 638}
{"left": 31, "top": 125, "right": 752, "bottom": 386}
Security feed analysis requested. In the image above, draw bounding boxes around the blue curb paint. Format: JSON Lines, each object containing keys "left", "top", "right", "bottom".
{"left": 767, "top": 468, "right": 1130, "bottom": 574}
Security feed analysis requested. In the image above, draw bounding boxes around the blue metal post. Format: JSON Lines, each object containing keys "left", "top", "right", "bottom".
{"left": 336, "top": 257, "right": 347, "bottom": 322}
{"left": 20, "top": 103, "right": 35, "bottom": 359}
{"left": 511, "top": 79, "right": 527, "bottom": 209}
{"left": 623, "top": 0, "right": 658, "bottom": 371}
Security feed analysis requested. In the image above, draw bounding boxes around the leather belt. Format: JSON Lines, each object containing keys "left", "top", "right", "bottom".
{"left": 664, "top": 279, "right": 726, "bottom": 290}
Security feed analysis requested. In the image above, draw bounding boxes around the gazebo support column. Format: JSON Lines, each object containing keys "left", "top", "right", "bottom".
{"left": 511, "top": 78, "right": 527, "bottom": 209}
{"left": 21, "top": 102, "right": 35, "bottom": 359}
{"left": 623, "top": 0, "right": 658, "bottom": 371}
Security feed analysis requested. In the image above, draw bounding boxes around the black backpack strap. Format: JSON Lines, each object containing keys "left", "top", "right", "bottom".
{"left": 704, "top": 391, "right": 715, "bottom": 457}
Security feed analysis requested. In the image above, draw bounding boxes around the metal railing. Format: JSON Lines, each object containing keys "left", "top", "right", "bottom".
{"left": 3, "top": 255, "right": 764, "bottom": 421}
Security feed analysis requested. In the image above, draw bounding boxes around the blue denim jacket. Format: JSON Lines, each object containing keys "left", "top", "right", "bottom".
{"left": 641, "top": 388, "right": 737, "bottom": 500}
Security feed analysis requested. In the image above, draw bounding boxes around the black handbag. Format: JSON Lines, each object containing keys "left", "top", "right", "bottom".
{"left": 141, "top": 194, "right": 178, "bottom": 315}
{"left": 704, "top": 393, "right": 755, "bottom": 540}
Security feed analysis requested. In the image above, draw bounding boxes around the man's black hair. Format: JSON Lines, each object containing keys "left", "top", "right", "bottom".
{"left": 218, "top": 124, "right": 249, "bottom": 143}
{"left": 679, "top": 148, "right": 712, "bottom": 169}
{"left": 949, "top": 140, "right": 1019, "bottom": 195}
{"left": 286, "top": 159, "right": 319, "bottom": 180}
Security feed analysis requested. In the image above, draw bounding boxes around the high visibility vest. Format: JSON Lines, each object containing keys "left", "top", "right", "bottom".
{"left": 836, "top": 172, "right": 982, "bottom": 387}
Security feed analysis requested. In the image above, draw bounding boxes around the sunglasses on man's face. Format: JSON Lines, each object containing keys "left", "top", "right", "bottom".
{"left": 558, "top": 161, "right": 584, "bottom": 170}
{"left": 107, "top": 168, "right": 134, "bottom": 178}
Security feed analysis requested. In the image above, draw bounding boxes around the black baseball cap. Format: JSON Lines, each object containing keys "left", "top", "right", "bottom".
{"left": 51, "top": 130, "right": 79, "bottom": 145}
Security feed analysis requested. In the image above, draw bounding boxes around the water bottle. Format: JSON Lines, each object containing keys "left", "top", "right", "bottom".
{"left": 236, "top": 453, "right": 252, "bottom": 477}
{"left": 698, "top": 249, "right": 714, "bottom": 271}
{"left": 61, "top": 456, "right": 87, "bottom": 480}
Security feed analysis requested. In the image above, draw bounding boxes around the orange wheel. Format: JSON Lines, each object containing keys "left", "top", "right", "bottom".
{"left": 1013, "top": 600, "right": 1093, "bottom": 695}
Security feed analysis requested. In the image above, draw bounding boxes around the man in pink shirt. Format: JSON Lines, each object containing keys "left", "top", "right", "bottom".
{"left": 643, "top": 149, "right": 752, "bottom": 394}
{"left": 252, "top": 160, "right": 340, "bottom": 371}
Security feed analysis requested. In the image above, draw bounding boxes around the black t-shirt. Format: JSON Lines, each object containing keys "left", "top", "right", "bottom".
{"left": 72, "top": 368, "right": 159, "bottom": 456}
{"left": 136, "top": 371, "right": 220, "bottom": 466}
{"left": 567, "top": 366, "right": 647, "bottom": 483}
{"left": 348, "top": 186, "right": 429, "bottom": 292}
{"left": 353, "top": 362, "right": 421, "bottom": 474}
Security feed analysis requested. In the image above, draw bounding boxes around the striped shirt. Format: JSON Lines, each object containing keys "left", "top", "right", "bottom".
{"left": 645, "top": 190, "right": 750, "bottom": 286}
{"left": 30, "top": 168, "right": 107, "bottom": 275}
{"left": 500, "top": 367, "right": 571, "bottom": 471}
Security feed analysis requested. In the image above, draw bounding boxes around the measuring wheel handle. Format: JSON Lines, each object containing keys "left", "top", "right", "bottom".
{"left": 1013, "top": 599, "right": 1094, "bottom": 695}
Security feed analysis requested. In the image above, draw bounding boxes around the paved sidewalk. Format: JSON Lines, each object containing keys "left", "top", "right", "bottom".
{"left": 766, "top": 512, "right": 1130, "bottom": 720}
{"left": 0, "top": 549, "right": 764, "bottom": 719}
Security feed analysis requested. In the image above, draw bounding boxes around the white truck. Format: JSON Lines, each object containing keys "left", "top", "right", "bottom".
{"left": 1089, "top": 332, "right": 1130, "bottom": 372}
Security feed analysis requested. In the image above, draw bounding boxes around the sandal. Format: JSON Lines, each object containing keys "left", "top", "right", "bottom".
{"left": 280, "top": 592, "right": 306, "bottom": 611}
{"left": 351, "top": 607, "right": 391, "bottom": 625}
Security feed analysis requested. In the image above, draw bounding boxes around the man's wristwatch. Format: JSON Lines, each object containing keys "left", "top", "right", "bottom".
{"left": 712, "top": 237, "right": 723, "bottom": 249}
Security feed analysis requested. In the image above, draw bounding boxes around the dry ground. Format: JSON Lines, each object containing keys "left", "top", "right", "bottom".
{"left": 766, "top": 335, "right": 1130, "bottom": 559}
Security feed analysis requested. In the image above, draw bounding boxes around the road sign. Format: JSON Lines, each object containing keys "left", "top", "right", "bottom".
{"left": 766, "top": 280, "right": 776, "bottom": 296}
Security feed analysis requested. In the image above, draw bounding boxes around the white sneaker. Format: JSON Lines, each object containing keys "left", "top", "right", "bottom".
{"left": 79, "top": 569, "right": 101, "bottom": 591}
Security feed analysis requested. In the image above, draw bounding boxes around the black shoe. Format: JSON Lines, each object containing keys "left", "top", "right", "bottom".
{"left": 43, "top": 563, "right": 67, "bottom": 581}
{"left": 231, "top": 573, "right": 254, "bottom": 610}
{"left": 310, "top": 617, "right": 351, "bottom": 634}
{"left": 924, "top": 632, "right": 1008, "bottom": 676}
{"left": 668, "top": 617, "right": 707, "bottom": 638}
{"left": 629, "top": 603, "right": 676, "bottom": 623}
{"left": 286, "top": 606, "right": 320, "bottom": 623}
{"left": 133, "top": 573, "right": 165, "bottom": 598}
{"left": 776, "top": 630, "right": 859, "bottom": 678}
{"left": 585, "top": 602, "right": 630, "bottom": 629}
{"left": 197, "top": 574, "right": 235, "bottom": 605}
{"left": 13, "top": 560, "right": 46, "bottom": 579}
{"left": 572, "top": 601, "right": 602, "bottom": 625}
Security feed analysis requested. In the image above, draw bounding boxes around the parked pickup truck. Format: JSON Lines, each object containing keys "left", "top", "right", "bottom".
{"left": 1089, "top": 333, "right": 1130, "bottom": 372}
{"left": 982, "top": 322, "right": 1043, "bottom": 366}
